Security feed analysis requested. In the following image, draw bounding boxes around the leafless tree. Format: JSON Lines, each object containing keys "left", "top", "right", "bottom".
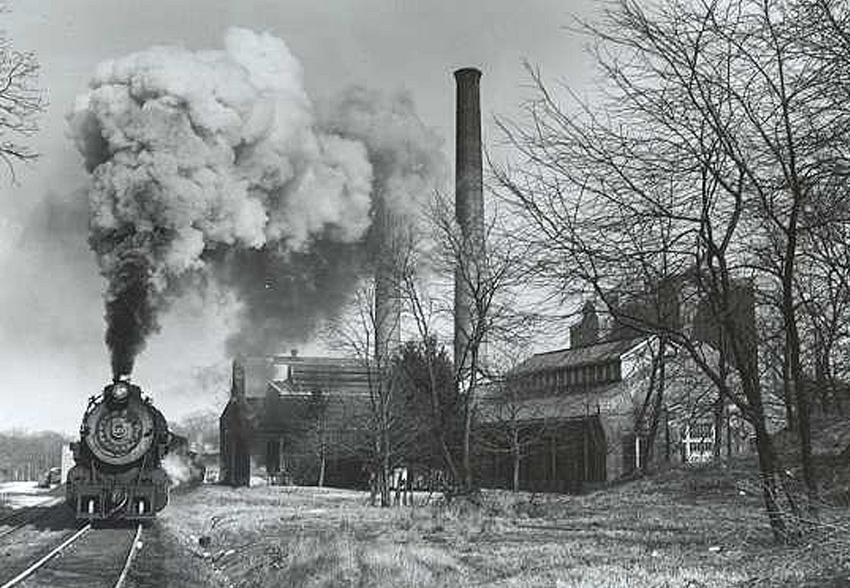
{"left": 398, "top": 190, "right": 537, "bottom": 496}
{"left": 327, "top": 282, "right": 406, "bottom": 507}
{"left": 475, "top": 378, "right": 558, "bottom": 492}
{"left": 793, "top": 200, "right": 850, "bottom": 416}
{"left": 305, "top": 388, "right": 331, "bottom": 487}
{"left": 0, "top": 3, "right": 44, "bottom": 180}
{"left": 493, "top": 0, "right": 850, "bottom": 540}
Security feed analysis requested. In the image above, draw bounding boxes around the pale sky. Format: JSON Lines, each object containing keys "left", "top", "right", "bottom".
{"left": 0, "top": 0, "right": 597, "bottom": 433}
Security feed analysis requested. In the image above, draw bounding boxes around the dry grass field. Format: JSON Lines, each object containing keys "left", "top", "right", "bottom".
{"left": 158, "top": 458, "right": 850, "bottom": 588}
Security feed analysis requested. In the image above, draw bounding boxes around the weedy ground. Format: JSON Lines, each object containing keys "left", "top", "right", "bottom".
{"left": 158, "top": 455, "right": 850, "bottom": 588}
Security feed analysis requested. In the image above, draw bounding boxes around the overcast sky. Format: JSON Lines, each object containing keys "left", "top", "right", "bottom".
{"left": 0, "top": 0, "right": 597, "bottom": 433}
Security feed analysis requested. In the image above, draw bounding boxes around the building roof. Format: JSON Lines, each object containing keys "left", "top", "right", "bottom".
{"left": 510, "top": 337, "right": 646, "bottom": 375}
{"left": 272, "top": 355, "right": 376, "bottom": 396}
{"left": 477, "top": 381, "right": 632, "bottom": 423}
{"left": 238, "top": 354, "right": 376, "bottom": 398}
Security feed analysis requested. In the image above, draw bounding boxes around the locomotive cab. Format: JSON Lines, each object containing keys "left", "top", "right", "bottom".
{"left": 66, "top": 377, "right": 171, "bottom": 520}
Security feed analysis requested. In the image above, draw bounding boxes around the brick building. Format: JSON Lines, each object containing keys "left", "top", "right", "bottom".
{"left": 476, "top": 334, "right": 655, "bottom": 491}
{"left": 219, "top": 352, "right": 374, "bottom": 487}
{"left": 476, "top": 291, "right": 756, "bottom": 492}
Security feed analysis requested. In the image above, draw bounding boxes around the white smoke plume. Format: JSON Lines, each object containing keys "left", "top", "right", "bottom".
{"left": 68, "top": 28, "right": 445, "bottom": 370}
{"left": 162, "top": 451, "right": 195, "bottom": 487}
{"left": 68, "top": 29, "right": 445, "bottom": 376}
{"left": 220, "top": 86, "right": 449, "bottom": 355}
{"left": 320, "top": 86, "right": 447, "bottom": 222}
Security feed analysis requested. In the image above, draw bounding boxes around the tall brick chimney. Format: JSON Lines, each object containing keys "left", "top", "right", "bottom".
{"left": 453, "top": 67, "right": 485, "bottom": 380}
{"left": 373, "top": 197, "right": 402, "bottom": 363}
{"left": 231, "top": 357, "right": 245, "bottom": 398}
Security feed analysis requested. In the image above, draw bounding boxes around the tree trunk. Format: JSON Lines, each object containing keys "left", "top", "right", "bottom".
{"left": 714, "top": 347, "right": 728, "bottom": 461}
{"left": 786, "top": 321, "right": 819, "bottom": 513}
{"left": 782, "top": 346, "right": 797, "bottom": 433}
{"left": 463, "top": 402, "right": 473, "bottom": 493}
{"left": 753, "top": 420, "right": 788, "bottom": 542}
{"left": 643, "top": 338, "right": 666, "bottom": 469}
{"left": 381, "top": 426, "right": 391, "bottom": 507}
{"left": 713, "top": 396, "right": 724, "bottom": 461}
{"left": 512, "top": 426, "right": 520, "bottom": 492}
{"left": 726, "top": 407, "right": 732, "bottom": 459}
{"left": 317, "top": 444, "right": 326, "bottom": 488}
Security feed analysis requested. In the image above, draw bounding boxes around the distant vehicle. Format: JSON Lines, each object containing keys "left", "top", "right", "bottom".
{"left": 37, "top": 467, "right": 61, "bottom": 488}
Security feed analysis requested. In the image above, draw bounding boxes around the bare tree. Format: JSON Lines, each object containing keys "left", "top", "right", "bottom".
{"left": 793, "top": 198, "right": 850, "bottom": 416}
{"left": 0, "top": 3, "right": 44, "bottom": 179}
{"left": 328, "top": 283, "right": 405, "bottom": 507}
{"left": 475, "top": 378, "right": 558, "bottom": 492}
{"left": 305, "top": 388, "right": 331, "bottom": 487}
{"left": 398, "top": 190, "right": 536, "bottom": 496}
{"left": 493, "top": 0, "right": 850, "bottom": 540}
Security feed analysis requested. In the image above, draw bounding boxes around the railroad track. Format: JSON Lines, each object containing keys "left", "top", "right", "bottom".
{"left": 0, "top": 523, "right": 143, "bottom": 588}
{"left": 0, "top": 497, "right": 65, "bottom": 541}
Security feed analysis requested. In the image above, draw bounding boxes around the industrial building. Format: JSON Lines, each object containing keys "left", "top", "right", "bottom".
{"left": 220, "top": 65, "right": 753, "bottom": 493}
{"left": 476, "top": 334, "right": 649, "bottom": 492}
{"left": 219, "top": 352, "right": 374, "bottom": 487}
{"left": 475, "top": 290, "right": 757, "bottom": 492}
{"left": 221, "top": 66, "right": 486, "bottom": 489}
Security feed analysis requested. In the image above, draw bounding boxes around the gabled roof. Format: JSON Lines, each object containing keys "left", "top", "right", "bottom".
{"left": 237, "top": 354, "right": 377, "bottom": 398}
{"left": 510, "top": 337, "right": 646, "bottom": 375}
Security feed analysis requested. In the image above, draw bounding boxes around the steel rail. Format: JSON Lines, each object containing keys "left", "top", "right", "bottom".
{"left": 113, "top": 523, "right": 143, "bottom": 588}
{"left": 0, "top": 497, "right": 65, "bottom": 541}
{"left": 0, "top": 523, "right": 92, "bottom": 588}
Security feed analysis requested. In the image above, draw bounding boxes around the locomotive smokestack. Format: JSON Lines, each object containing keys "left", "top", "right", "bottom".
{"left": 453, "top": 67, "right": 484, "bottom": 381}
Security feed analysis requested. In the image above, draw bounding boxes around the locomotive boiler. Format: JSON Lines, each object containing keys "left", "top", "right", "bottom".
{"left": 66, "top": 377, "right": 171, "bottom": 520}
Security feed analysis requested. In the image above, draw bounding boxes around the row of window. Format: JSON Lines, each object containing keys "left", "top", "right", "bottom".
{"left": 512, "top": 361, "right": 621, "bottom": 393}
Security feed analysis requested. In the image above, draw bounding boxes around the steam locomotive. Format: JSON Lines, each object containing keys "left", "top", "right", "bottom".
{"left": 66, "top": 377, "right": 171, "bottom": 520}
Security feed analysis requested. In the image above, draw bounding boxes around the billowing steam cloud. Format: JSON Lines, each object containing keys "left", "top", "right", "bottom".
{"left": 162, "top": 452, "right": 196, "bottom": 487}
{"left": 222, "top": 86, "right": 448, "bottom": 355}
{"left": 68, "top": 28, "right": 444, "bottom": 374}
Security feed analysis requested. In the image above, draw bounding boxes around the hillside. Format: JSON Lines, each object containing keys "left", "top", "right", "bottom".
{"left": 155, "top": 449, "right": 850, "bottom": 588}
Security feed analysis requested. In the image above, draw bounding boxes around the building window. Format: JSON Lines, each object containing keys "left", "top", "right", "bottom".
{"left": 683, "top": 422, "right": 715, "bottom": 463}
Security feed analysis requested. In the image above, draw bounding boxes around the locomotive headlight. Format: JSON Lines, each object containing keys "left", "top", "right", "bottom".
{"left": 111, "top": 383, "right": 130, "bottom": 401}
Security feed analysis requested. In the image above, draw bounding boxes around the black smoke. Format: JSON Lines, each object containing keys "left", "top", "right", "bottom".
{"left": 208, "top": 236, "right": 365, "bottom": 356}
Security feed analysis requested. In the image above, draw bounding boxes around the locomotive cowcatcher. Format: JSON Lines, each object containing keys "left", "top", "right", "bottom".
{"left": 66, "top": 376, "right": 171, "bottom": 520}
